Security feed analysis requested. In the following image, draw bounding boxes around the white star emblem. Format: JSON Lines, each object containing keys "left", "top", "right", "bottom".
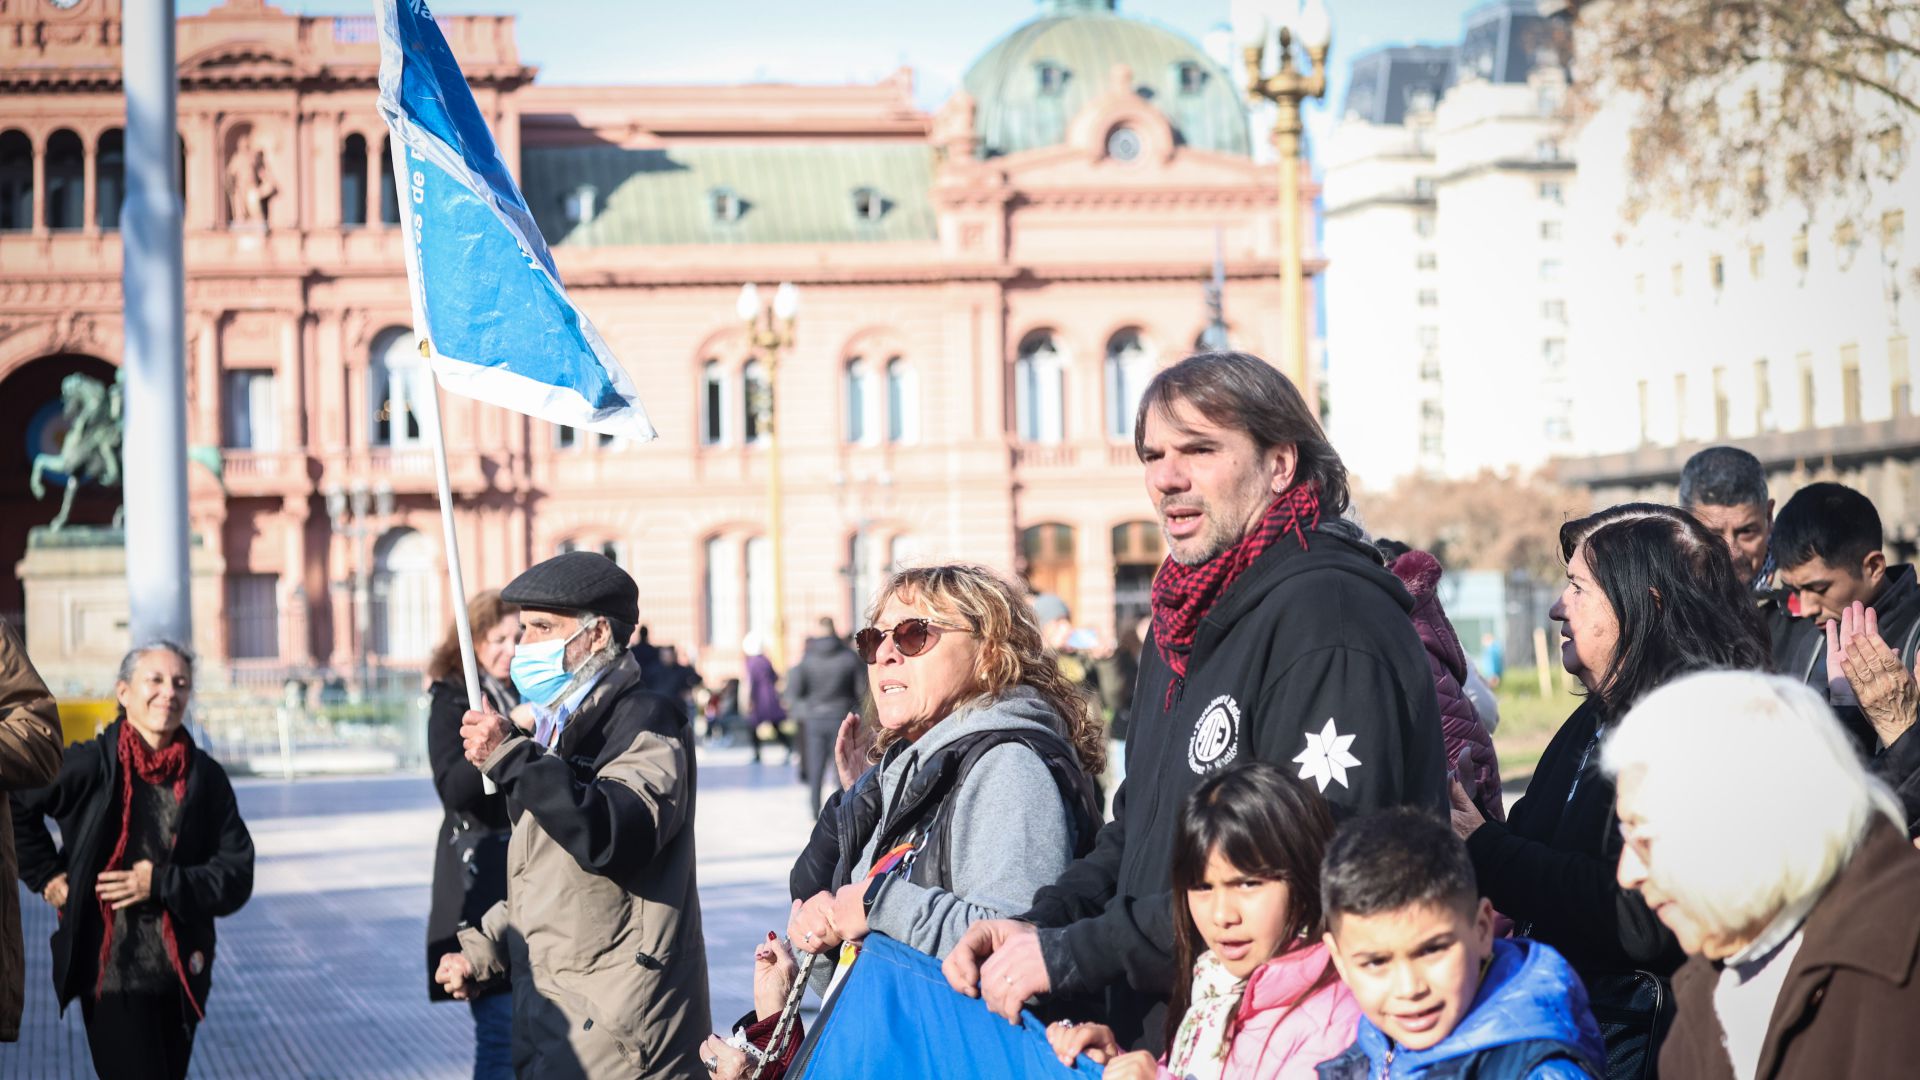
{"left": 1293, "top": 718, "right": 1362, "bottom": 792}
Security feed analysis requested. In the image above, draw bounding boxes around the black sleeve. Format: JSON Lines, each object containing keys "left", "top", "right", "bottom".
{"left": 1032, "top": 801, "right": 1173, "bottom": 1000}
{"left": 157, "top": 765, "right": 255, "bottom": 922}
{"left": 1252, "top": 644, "right": 1445, "bottom": 817}
{"left": 486, "top": 702, "right": 689, "bottom": 879}
{"left": 789, "top": 790, "right": 843, "bottom": 901}
{"left": 10, "top": 740, "right": 104, "bottom": 892}
{"left": 786, "top": 660, "right": 812, "bottom": 711}
{"left": 426, "top": 683, "right": 490, "bottom": 820}
{"left": 1872, "top": 726, "right": 1920, "bottom": 838}
{"left": 1022, "top": 772, "right": 1128, "bottom": 929}
{"left": 1467, "top": 790, "right": 1681, "bottom": 973}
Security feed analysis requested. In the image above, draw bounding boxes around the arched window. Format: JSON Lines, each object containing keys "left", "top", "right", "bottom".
{"left": 340, "top": 133, "right": 368, "bottom": 226}
{"left": 0, "top": 131, "right": 33, "bottom": 230}
{"left": 379, "top": 136, "right": 400, "bottom": 226}
{"left": 372, "top": 527, "right": 440, "bottom": 661}
{"left": 886, "top": 357, "right": 918, "bottom": 444}
{"left": 96, "top": 129, "right": 125, "bottom": 230}
{"left": 1015, "top": 331, "right": 1066, "bottom": 444}
{"left": 845, "top": 358, "right": 877, "bottom": 444}
{"left": 743, "top": 359, "right": 769, "bottom": 445}
{"left": 44, "top": 130, "right": 84, "bottom": 230}
{"left": 700, "top": 359, "right": 730, "bottom": 446}
{"left": 1020, "top": 523, "right": 1078, "bottom": 607}
{"left": 703, "top": 535, "right": 743, "bottom": 647}
{"left": 1105, "top": 329, "right": 1153, "bottom": 440}
{"left": 369, "top": 327, "right": 428, "bottom": 448}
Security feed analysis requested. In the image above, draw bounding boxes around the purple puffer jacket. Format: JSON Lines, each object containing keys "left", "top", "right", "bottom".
{"left": 745, "top": 653, "right": 787, "bottom": 725}
{"left": 1390, "top": 551, "right": 1504, "bottom": 821}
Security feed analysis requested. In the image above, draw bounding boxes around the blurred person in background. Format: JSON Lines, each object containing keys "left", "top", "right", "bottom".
{"left": 424, "top": 590, "right": 521, "bottom": 1080}
{"left": 786, "top": 616, "right": 863, "bottom": 816}
{"left": 0, "top": 619, "right": 62, "bottom": 1045}
{"left": 14, "top": 641, "right": 254, "bottom": 1080}
{"left": 742, "top": 633, "right": 793, "bottom": 766}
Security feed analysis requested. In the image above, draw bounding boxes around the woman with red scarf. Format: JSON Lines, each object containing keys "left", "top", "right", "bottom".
{"left": 12, "top": 641, "right": 254, "bottom": 1080}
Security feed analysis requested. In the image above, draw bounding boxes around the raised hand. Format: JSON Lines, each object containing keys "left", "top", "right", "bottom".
{"left": 1835, "top": 601, "right": 1920, "bottom": 749}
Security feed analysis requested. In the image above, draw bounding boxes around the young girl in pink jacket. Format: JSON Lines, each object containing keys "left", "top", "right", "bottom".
{"left": 1047, "top": 762, "right": 1361, "bottom": 1080}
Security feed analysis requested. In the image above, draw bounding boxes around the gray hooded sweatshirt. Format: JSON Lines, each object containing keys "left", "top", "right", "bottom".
{"left": 856, "top": 686, "right": 1084, "bottom": 961}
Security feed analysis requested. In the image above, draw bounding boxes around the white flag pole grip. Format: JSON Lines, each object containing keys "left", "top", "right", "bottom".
{"left": 418, "top": 341, "right": 495, "bottom": 795}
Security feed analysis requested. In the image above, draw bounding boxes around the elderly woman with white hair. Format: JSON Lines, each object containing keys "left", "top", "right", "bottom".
{"left": 1605, "top": 670, "right": 1920, "bottom": 1079}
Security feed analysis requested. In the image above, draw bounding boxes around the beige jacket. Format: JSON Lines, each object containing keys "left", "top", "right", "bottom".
{"left": 459, "top": 654, "right": 709, "bottom": 1079}
{"left": 0, "top": 620, "right": 62, "bottom": 1042}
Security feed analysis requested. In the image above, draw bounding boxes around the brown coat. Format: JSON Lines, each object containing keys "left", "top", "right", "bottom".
{"left": 1662, "top": 818, "right": 1920, "bottom": 1079}
{"left": 0, "top": 620, "right": 62, "bottom": 1042}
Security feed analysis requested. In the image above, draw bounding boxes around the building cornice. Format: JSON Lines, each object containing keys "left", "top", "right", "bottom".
{"left": 1558, "top": 415, "right": 1920, "bottom": 488}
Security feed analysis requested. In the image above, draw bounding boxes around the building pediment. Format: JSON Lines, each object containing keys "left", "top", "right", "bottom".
{"left": 179, "top": 41, "right": 314, "bottom": 87}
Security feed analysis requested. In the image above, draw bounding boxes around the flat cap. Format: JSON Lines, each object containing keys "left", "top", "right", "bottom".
{"left": 501, "top": 552, "right": 638, "bottom": 627}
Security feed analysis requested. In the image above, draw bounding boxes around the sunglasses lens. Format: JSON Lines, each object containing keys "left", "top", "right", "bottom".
{"left": 894, "top": 618, "right": 932, "bottom": 657}
{"left": 854, "top": 629, "right": 883, "bottom": 664}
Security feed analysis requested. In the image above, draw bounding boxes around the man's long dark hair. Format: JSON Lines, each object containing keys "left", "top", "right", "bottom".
{"left": 1558, "top": 503, "right": 1770, "bottom": 717}
{"left": 1165, "top": 762, "right": 1338, "bottom": 1053}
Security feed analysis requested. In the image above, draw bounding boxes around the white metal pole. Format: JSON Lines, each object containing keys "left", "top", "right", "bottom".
{"left": 417, "top": 352, "right": 493, "bottom": 794}
{"left": 121, "top": 0, "right": 192, "bottom": 647}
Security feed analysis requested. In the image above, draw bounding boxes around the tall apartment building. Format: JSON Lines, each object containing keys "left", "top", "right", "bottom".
{"left": 1323, "top": 1, "right": 1573, "bottom": 489}
{"left": 1559, "top": 14, "right": 1920, "bottom": 540}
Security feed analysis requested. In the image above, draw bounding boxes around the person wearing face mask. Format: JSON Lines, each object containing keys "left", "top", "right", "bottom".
{"left": 423, "top": 590, "right": 521, "bottom": 1080}
{"left": 1447, "top": 503, "right": 1769, "bottom": 1078}
{"left": 433, "top": 552, "right": 709, "bottom": 1080}
{"left": 12, "top": 641, "right": 254, "bottom": 1080}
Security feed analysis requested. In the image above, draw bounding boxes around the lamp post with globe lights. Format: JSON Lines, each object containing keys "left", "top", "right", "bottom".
{"left": 1233, "top": 0, "right": 1331, "bottom": 396}
{"left": 737, "top": 281, "right": 799, "bottom": 667}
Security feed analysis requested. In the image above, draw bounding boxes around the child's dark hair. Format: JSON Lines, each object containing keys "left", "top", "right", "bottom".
{"left": 1166, "top": 761, "right": 1338, "bottom": 1053}
{"left": 1771, "top": 481, "right": 1882, "bottom": 573}
{"left": 1321, "top": 809, "right": 1477, "bottom": 926}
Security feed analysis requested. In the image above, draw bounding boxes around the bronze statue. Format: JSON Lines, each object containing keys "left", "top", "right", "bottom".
{"left": 28, "top": 371, "right": 123, "bottom": 532}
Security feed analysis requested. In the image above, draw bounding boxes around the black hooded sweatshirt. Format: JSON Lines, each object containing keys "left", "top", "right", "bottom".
{"left": 1021, "top": 524, "right": 1447, "bottom": 1051}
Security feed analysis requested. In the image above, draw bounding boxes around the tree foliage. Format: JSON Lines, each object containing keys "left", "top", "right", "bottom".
{"left": 1573, "top": 0, "right": 1918, "bottom": 221}
{"left": 1356, "top": 470, "right": 1592, "bottom": 582}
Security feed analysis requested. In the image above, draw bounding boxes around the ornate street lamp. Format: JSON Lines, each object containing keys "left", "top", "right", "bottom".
{"left": 1234, "top": 0, "right": 1331, "bottom": 396}
{"left": 738, "top": 281, "right": 799, "bottom": 667}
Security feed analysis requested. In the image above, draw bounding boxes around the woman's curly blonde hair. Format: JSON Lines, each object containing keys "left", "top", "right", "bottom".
{"left": 864, "top": 563, "right": 1106, "bottom": 777}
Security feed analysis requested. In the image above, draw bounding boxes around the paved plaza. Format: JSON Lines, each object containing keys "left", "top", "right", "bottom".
{"left": 2, "top": 745, "right": 818, "bottom": 1079}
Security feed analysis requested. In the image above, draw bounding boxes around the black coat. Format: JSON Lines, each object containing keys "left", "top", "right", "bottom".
{"left": 1021, "top": 525, "right": 1447, "bottom": 1050}
{"left": 424, "top": 675, "right": 516, "bottom": 1000}
{"left": 1466, "top": 698, "right": 1684, "bottom": 983}
{"left": 11, "top": 721, "right": 254, "bottom": 1013}
{"left": 786, "top": 635, "right": 864, "bottom": 734}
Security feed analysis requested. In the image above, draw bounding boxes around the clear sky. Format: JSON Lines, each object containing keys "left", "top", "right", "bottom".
{"left": 184, "top": 1, "right": 1487, "bottom": 153}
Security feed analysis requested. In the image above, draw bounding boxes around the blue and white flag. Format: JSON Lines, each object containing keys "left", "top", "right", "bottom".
{"left": 374, "top": 0, "right": 655, "bottom": 440}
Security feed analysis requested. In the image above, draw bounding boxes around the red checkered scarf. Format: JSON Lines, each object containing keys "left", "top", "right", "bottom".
{"left": 96, "top": 720, "right": 202, "bottom": 1018}
{"left": 1151, "top": 484, "right": 1322, "bottom": 702}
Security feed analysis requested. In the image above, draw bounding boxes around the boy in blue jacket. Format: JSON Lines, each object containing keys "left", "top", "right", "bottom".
{"left": 1317, "top": 810, "right": 1605, "bottom": 1079}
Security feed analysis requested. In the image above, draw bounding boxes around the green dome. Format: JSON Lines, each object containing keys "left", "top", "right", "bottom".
{"left": 962, "top": 0, "right": 1251, "bottom": 158}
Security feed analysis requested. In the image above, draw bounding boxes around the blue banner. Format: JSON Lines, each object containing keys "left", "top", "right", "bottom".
{"left": 793, "top": 935, "right": 1105, "bottom": 1079}
{"left": 374, "top": 0, "right": 654, "bottom": 440}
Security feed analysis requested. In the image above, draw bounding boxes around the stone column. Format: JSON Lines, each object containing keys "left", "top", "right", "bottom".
{"left": 316, "top": 309, "right": 347, "bottom": 452}
{"left": 281, "top": 312, "right": 305, "bottom": 450}
{"left": 30, "top": 136, "right": 45, "bottom": 235}
{"left": 194, "top": 313, "right": 222, "bottom": 446}
{"left": 281, "top": 494, "right": 310, "bottom": 665}
{"left": 312, "top": 111, "right": 340, "bottom": 229}
{"left": 82, "top": 134, "right": 97, "bottom": 234}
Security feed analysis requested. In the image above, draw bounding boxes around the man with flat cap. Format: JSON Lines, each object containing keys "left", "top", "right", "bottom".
{"left": 433, "top": 552, "right": 709, "bottom": 1079}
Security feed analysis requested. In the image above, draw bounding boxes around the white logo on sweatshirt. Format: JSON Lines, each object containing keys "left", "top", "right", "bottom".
{"left": 1293, "top": 718, "right": 1362, "bottom": 791}
{"left": 1188, "top": 695, "right": 1241, "bottom": 774}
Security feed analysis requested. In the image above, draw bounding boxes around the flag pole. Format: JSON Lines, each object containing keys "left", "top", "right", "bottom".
{"left": 418, "top": 339, "right": 494, "bottom": 794}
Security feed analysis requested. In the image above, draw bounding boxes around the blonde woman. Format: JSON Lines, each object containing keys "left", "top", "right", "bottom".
{"left": 704, "top": 564, "right": 1106, "bottom": 1078}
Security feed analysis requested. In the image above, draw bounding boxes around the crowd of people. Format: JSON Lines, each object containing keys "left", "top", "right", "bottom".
{"left": 4, "top": 348, "right": 1920, "bottom": 1079}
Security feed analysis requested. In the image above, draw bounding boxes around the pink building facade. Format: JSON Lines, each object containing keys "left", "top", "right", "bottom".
{"left": 0, "top": 0, "right": 1316, "bottom": 684}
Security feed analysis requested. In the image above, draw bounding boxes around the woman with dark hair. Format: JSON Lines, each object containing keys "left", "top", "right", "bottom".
{"left": 1044, "top": 761, "right": 1358, "bottom": 1079}
{"left": 12, "top": 641, "right": 253, "bottom": 1080}
{"left": 1448, "top": 503, "right": 1769, "bottom": 1076}
{"left": 424, "top": 590, "right": 520, "bottom": 1080}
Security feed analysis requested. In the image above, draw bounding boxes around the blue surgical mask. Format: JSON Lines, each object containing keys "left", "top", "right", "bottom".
{"left": 510, "top": 626, "right": 585, "bottom": 706}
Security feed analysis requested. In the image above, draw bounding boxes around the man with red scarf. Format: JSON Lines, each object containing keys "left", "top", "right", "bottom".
{"left": 945, "top": 352, "right": 1446, "bottom": 1052}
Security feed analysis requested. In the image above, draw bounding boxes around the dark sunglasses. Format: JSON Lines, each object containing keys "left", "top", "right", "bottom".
{"left": 854, "top": 618, "right": 969, "bottom": 664}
